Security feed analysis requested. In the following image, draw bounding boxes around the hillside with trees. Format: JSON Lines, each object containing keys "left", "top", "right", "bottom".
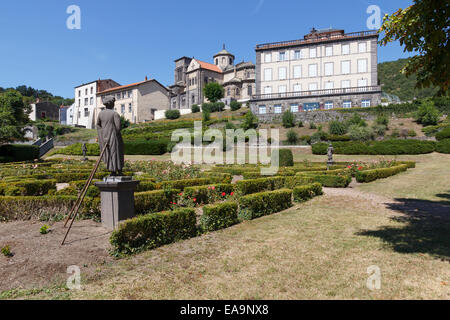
{"left": 0, "top": 85, "right": 74, "bottom": 107}
{"left": 378, "top": 59, "right": 438, "bottom": 102}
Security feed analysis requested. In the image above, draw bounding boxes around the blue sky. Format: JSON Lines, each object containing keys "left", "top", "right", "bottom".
{"left": 0, "top": 0, "right": 413, "bottom": 98}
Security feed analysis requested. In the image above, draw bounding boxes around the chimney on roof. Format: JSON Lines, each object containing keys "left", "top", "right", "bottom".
{"left": 145, "top": 76, "right": 148, "bottom": 81}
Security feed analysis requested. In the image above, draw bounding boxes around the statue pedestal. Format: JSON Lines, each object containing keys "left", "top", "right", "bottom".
{"left": 95, "top": 176, "right": 140, "bottom": 230}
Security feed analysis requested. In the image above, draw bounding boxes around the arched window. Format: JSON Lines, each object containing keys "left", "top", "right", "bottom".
{"left": 215, "top": 59, "right": 218, "bottom": 65}
{"left": 230, "top": 58, "right": 233, "bottom": 65}
{"left": 227, "top": 88, "right": 231, "bottom": 96}
{"left": 192, "top": 95, "right": 195, "bottom": 104}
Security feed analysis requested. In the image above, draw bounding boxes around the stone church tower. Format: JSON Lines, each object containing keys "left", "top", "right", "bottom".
{"left": 213, "top": 44, "right": 235, "bottom": 71}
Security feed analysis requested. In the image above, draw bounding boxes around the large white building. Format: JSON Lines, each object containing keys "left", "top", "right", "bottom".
{"left": 73, "top": 79, "right": 120, "bottom": 128}
{"left": 250, "top": 28, "right": 382, "bottom": 119}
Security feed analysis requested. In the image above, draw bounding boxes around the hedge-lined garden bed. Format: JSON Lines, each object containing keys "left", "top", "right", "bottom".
{"left": 355, "top": 164, "right": 409, "bottom": 183}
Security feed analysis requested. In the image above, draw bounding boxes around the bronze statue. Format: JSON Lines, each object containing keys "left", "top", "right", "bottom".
{"left": 327, "top": 143, "right": 334, "bottom": 167}
{"left": 96, "top": 96, "right": 124, "bottom": 175}
{"left": 82, "top": 143, "right": 88, "bottom": 161}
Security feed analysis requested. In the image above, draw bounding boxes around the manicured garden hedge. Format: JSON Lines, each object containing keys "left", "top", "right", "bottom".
{"left": 200, "top": 202, "right": 239, "bottom": 232}
{"left": 355, "top": 164, "right": 409, "bottom": 183}
{"left": 0, "top": 179, "right": 57, "bottom": 196}
{"left": 182, "top": 184, "right": 234, "bottom": 205}
{"left": 0, "top": 144, "right": 40, "bottom": 162}
{"left": 52, "top": 171, "right": 111, "bottom": 183}
{"left": 110, "top": 208, "right": 197, "bottom": 256}
{"left": 134, "top": 189, "right": 180, "bottom": 214}
{"left": 277, "top": 149, "right": 294, "bottom": 167}
{"left": 436, "top": 139, "right": 450, "bottom": 154}
{"left": 124, "top": 140, "right": 169, "bottom": 155}
{"left": 199, "top": 172, "right": 232, "bottom": 184}
{"left": 156, "top": 178, "right": 212, "bottom": 190}
{"left": 283, "top": 176, "right": 315, "bottom": 189}
{"left": 0, "top": 195, "right": 100, "bottom": 221}
{"left": 296, "top": 173, "right": 352, "bottom": 188}
{"left": 135, "top": 180, "right": 157, "bottom": 192}
{"left": 235, "top": 177, "right": 285, "bottom": 195}
{"left": 435, "top": 126, "right": 450, "bottom": 141}
{"left": 238, "top": 188, "right": 292, "bottom": 220}
{"left": 312, "top": 139, "right": 437, "bottom": 155}
{"left": 293, "top": 183, "right": 323, "bottom": 202}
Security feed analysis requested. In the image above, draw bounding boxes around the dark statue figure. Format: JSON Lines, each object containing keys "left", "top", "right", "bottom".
{"left": 96, "top": 96, "right": 125, "bottom": 176}
{"left": 327, "top": 143, "right": 334, "bottom": 168}
{"left": 82, "top": 143, "right": 88, "bottom": 161}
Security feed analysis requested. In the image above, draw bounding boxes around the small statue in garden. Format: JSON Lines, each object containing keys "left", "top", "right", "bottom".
{"left": 327, "top": 143, "right": 334, "bottom": 169}
{"left": 96, "top": 96, "right": 125, "bottom": 176}
{"left": 82, "top": 143, "right": 88, "bottom": 161}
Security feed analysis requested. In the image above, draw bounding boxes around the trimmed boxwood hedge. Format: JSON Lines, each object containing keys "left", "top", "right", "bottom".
{"left": 435, "top": 126, "right": 450, "bottom": 141}
{"left": 134, "top": 189, "right": 179, "bottom": 215}
{"left": 182, "top": 184, "right": 234, "bottom": 205}
{"left": 124, "top": 140, "right": 169, "bottom": 155}
{"left": 0, "top": 179, "right": 57, "bottom": 196}
{"left": 355, "top": 164, "right": 409, "bottom": 183}
{"left": 235, "top": 177, "right": 285, "bottom": 195}
{"left": 0, "top": 144, "right": 40, "bottom": 162}
{"left": 199, "top": 172, "right": 232, "bottom": 184}
{"left": 0, "top": 195, "right": 100, "bottom": 221}
{"left": 238, "top": 188, "right": 293, "bottom": 220}
{"left": 156, "top": 178, "right": 212, "bottom": 190}
{"left": 110, "top": 208, "right": 197, "bottom": 256}
{"left": 135, "top": 180, "right": 157, "bottom": 192}
{"left": 293, "top": 183, "right": 323, "bottom": 202}
{"left": 296, "top": 173, "right": 352, "bottom": 188}
{"left": 312, "top": 140, "right": 436, "bottom": 155}
{"left": 200, "top": 202, "right": 239, "bottom": 232}
{"left": 436, "top": 139, "right": 450, "bottom": 154}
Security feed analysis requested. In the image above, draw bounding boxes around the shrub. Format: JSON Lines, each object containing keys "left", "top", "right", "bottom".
{"left": 277, "top": 149, "right": 294, "bottom": 167}
{"left": 40, "top": 224, "right": 50, "bottom": 234}
{"left": 236, "top": 177, "right": 285, "bottom": 195}
{"left": 309, "top": 122, "right": 317, "bottom": 129}
{"left": 345, "top": 113, "right": 367, "bottom": 127}
{"left": 283, "top": 176, "right": 315, "bottom": 189}
{"left": 372, "top": 124, "right": 387, "bottom": 137}
{"left": 191, "top": 104, "right": 200, "bottom": 113}
{"left": 239, "top": 189, "right": 293, "bottom": 220}
{"left": 241, "top": 111, "right": 258, "bottom": 130}
{"left": 0, "top": 179, "right": 57, "bottom": 196}
{"left": 298, "top": 120, "right": 304, "bottom": 128}
{"left": 297, "top": 173, "right": 351, "bottom": 188}
{"left": 376, "top": 114, "right": 389, "bottom": 127}
{"left": 110, "top": 208, "right": 197, "bottom": 256}
{"left": 230, "top": 101, "right": 242, "bottom": 111}
{"left": 156, "top": 178, "right": 211, "bottom": 190}
{"left": 408, "top": 130, "right": 417, "bottom": 137}
{"left": 1, "top": 245, "right": 12, "bottom": 257}
{"left": 0, "top": 144, "right": 40, "bottom": 162}
{"left": 165, "top": 109, "right": 181, "bottom": 120}
{"left": 300, "top": 135, "right": 311, "bottom": 144}
{"left": 200, "top": 202, "right": 238, "bottom": 232}
{"left": 182, "top": 184, "right": 234, "bottom": 205}
{"left": 53, "top": 171, "right": 109, "bottom": 183}
{"left": 436, "top": 138, "right": 450, "bottom": 154}
{"left": 327, "top": 134, "right": 351, "bottom": 141}
{"left": 328, "top": 120, "right": 347, "bottom": 135}
{"left": 348, "top": 124, "right": 374, "bottom": 141}
{"left": 415, "top": 100, "right": 440, "bottom": 126}
{"left": 134, "top": 190, "right": 179, "bottom": 215}
{"left": 124, "top": 140, "right": 168, "bottom": 155}
{"left": 312, "top": 140, "right": 436, "bottom": 155}
{"left": 435, "top": 126, "right": 450, "bottom": 141}
{"left": 199, "top": 172, "right": 232, "bottom": 184}
{"left": 135, "top": 180, "right": 157, "bottom": 192}
{"left": 286, "top": 129, "right": 299, "bottom": 145}
{"left": 293, "top": 183, "right": 323, "bottom": 202}
{"left": 356, "top": 164, "right": 409, "bottom": 183}
{"left": 202, "top": 110, "right": 211, "bottom": 122}
{"left": 282, "top": 110, "right": 296, "bottom": 128}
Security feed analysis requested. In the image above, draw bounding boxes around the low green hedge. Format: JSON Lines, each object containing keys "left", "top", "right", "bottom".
{"left": 355, "top": 164, "right": 409, "bottom": 183}
{"left": 238, "top": 188, "right": 292, "bottom": 220}
{"left": 124, "top": 140, "right": 169, "bottom": 155}
{"left": 156, "top": 178, "right": 211, "bottom": 190}
{"left": 0, "top": 144, "right": 40, "bottom": 162}
{"left": 134, "top": 189, "right": 179, "bottom": 215}
{"left": 283, "top": 176, "right": 315, "bottom": 189}
{"left": 199, "top": 172, "right": 232, "bottom": 184}
{"left": 312, "top": 140, "right": 436, "bottom": 155}
{"left": 0, "top": 195, "right": 100, "bottom": 221}
{"left": 235, "top": 177, "right": 285, "bottom": 195}
{"left": 53, "top": 171, "right": 110, "bottom": 183}
{"left": 435, "top": 126, "right": 450, "bottom": 141}
{"left": 436, "top": 139, "right": 450, "bottom": 154}
{"left": 296, "top": 173, "right": 351, "bottom": 188}
{"left": 135, "top": 180, "right": 157, "bottom": 192}
{"left": 277, "top": 149, "right": 294, "bottom": 167}
{"left": 200, "top": 202, "right": 239, "bottom": 232}
{"left": 293, "top": 183, "right": 323, "bottom": 202}
{"left": 182, "top": 184, "right": 234, "bottom": 205}
{"left": 110, "top": 208, "right": 197, "bottom": 256}
{"left": 0, "top": 179, "right": 57, "bottom": 196}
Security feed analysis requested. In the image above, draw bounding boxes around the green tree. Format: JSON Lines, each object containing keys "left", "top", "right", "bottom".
{"left": 328, "top": 120, "right": 347, "bottom": 135}
{"left": 0, "top": 90, "right": 30, "bottom": 144}
{"left": 380, "top": 0, "right": 449, "bottom": 95}
{"left": 415, "top": 100, "right": 440, "bottom": 126}
{"left": 282, "top": 110, "right": 296, "bottom": 128}
{"left": 241, "top": 111, "right": 258, "bottom": 130}
{"left": 203, "top": 83, "right": 224, "bottom": 103}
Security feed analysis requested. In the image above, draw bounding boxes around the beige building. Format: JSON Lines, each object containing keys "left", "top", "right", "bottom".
{"left": 169, "top": 46, "right": 255, "bottom": 110}
{"left": 250, "top": 28, "right": 381, "bottom": 119}
{"left": 95, "top": 77, "right": 170, "bottom": 124}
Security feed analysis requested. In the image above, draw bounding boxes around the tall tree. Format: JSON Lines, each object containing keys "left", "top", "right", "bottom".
{"left": 0, "top": 90, "right": 30, "bottom": 144}
{"left": 203, "top": 82, "right": 225, "bottom": 103}
{"left": 380, "top": 0, "right": 449, "bottom": 95}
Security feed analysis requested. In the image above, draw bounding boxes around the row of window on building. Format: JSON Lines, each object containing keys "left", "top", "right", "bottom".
{"left": 78, "top": 86, "right": 94, "bottom": 97}
{"left": 79, "top": 97, "right": 95, "bottom": 107}
{"left": 258, "top": 99, "right": 372, "bottom": 114}
{"left": 263, "top": 42, "right": 368, "bottom": 63}
{"left": 114, "top": 90, "right": 133, "bottom": 101}
{"left": 263, "top": 78, "right": 369, "bottom": 95}
{"left": 263, "top": 59, "right": 368, "bottom": 81}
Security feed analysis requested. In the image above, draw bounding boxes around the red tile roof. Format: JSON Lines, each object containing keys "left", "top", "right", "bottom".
{"left": 97, "top": 80, "right": 148, "bottom": 94}
{"left": 196, "top": 60, "right": 222, "bottom": 73}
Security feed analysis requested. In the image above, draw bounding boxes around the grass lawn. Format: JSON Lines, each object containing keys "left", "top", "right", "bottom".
{"left": 14, "top": 153, "right": 449, "bottom": 300}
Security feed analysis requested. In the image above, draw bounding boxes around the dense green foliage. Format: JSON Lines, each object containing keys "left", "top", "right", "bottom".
{"left": 191, "top": 104, "right": 200, "bottom": 113}
{"left": 0, "top": 90, "right": 31, "bottom": 144}
{"left": 312, "top": 140, "right": 437, "bottom": 155}
{"left": 241, "top": 111, "right": 258, "bottom": 130}
{"left": 0, "top": 144, "right": 39, "bottom": 162}
{"left": 238, "top": 189, "right": 293, "bottom": 220}
{"left": 236, "top": 177, "right": 285, "bottom": 195}
{"left": 435, "top": 126, "right": 450, "bottom": 141}
{"left": 200, "top": 202, "right": 238, "bottom": 232}
{"left": 277, "top": 149, "right": 294, "bottom": 167}
{"left": 355, "top": 164, "right": 409, "bottom": 183}
{"left": 110, "top": 208, "right": 197, "bottom": 256}
{"left": 436, "top": 139, "right": 450, "bottom": 154}
{"left": 134, "top": 190, "right": 179, "bottom": 215}
{"left": 415, "top": 100, "right": 440, "bottom": 125}
{"left": 165, "top": 109, "right": 181, "bottom": 120}
{"left": 282, "top": 110, "right": 296, "bottom": 128}
{"left": 230, "top": 101, "right": 242, "bottom": 111}
{"left": 293, "top": 183, "right": 323, "bottom": 202}
{"left": 203, "top": 83, "right": 225, "bottom": 103}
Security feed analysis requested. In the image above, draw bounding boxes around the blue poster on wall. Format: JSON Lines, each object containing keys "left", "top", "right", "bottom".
{"left": 304, "top": 103, "right": 319, "bottom": 111}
